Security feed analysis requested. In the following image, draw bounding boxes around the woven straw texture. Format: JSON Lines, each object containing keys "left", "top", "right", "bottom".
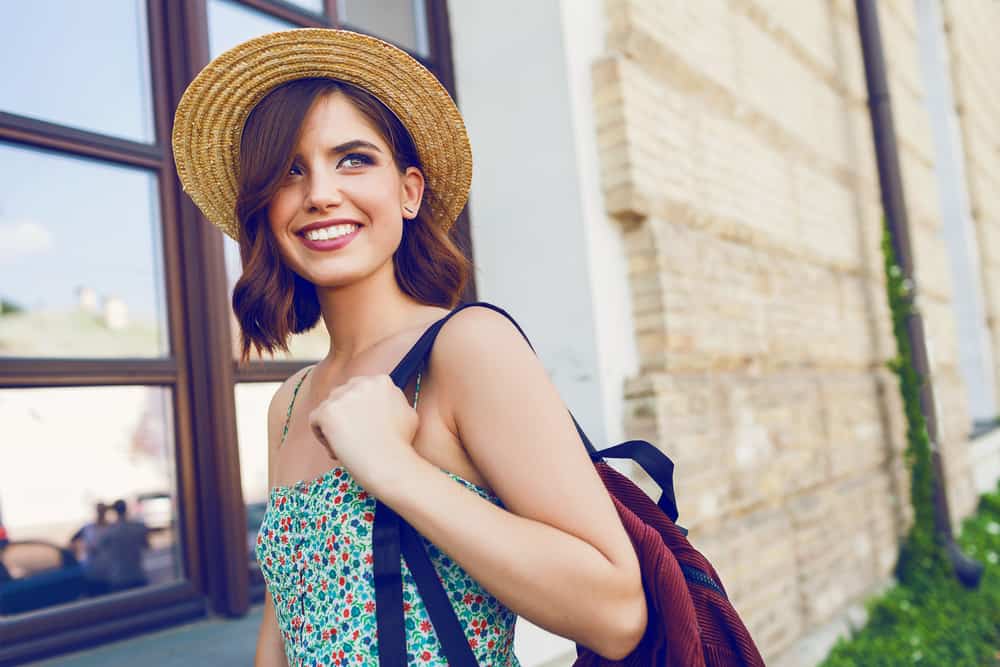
{"left": 171, "top": 28, "right": 472, "bottom": 240}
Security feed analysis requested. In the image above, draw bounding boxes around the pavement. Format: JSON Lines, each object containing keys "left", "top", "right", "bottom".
{"left": 27, "top": 606, "right": 263, "bottom": 666}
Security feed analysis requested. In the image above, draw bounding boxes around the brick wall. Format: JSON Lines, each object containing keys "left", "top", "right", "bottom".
{"left": 593, "top": 0, "right": 990, "bottom": 661}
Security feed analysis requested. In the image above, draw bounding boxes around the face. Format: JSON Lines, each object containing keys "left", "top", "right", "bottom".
{"left": 267, "top": 91, "right": 424, "bottom": 287}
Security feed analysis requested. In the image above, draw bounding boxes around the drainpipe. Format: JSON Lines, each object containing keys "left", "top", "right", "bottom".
{"left": 855, "top": 0, "right": 982, "bottom": 588}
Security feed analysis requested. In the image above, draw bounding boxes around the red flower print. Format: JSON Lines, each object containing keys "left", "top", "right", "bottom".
{"left": 472, "top": 619, "right": 479, "bottom": 627}
{"left": 265, "top": 557, "right": 272, "bottom": 567}
{"left": 353, "top": 630, "right": 360, "bottom": 640}
{"left": 342, "top": 553, "right": 349, "bottom": 562}
{"left": 256, "top": 535, "right": 262, "bottom": 545}
{"left": 305, "top": 623, "right": 313, "bottom": 633}
{"left": 279, "top": 556, "right": 286, "bottom": 565}
{"left": 488, "top": 640, "right": 495, "bottom": 649}
{"left": 463, "top": 593, "right": 475, "bottom": 605}
{"left": 365, "top": 601, "right": 375, "bottom": 613}
{"left": 334, "top": 469, "right": 343, "bottom": 477}
{"left": 343, "top": 609, "right": 350, "bottom": 618}
{"left": 322, "top": 580, "right": 329, "bottom": 592}
{"left": 420, "top": 620, "right": 432, "bottom": 632}
{"left": 339, "top": 576, "right": 346, "bottom": 586}
{"left": 339, "top": 482, "right": 349, "bottom": 492}
{"left": 334, "top": 496, "right": 342, "bottom": 505}
{"left": 281, "top": 535, "right": 289, "bottom": 544}
{"left": 403, "top": 602, "right": 412, "bottom": 613}
{"left": 476, "top": 595, "right": 484, "bottom": 603}
{"left": 314, "top": 553, "right": 322, "bottom": 562}
{"left": 345, "top": 593, "right": 353, "bottom": 604}
{"left": 364, "top": 554, "right": 374, "bottom": 565}
{"left": 470, "top": 638, "right": 479, "bottom": 649}
{"left": 307, "top": 584, "right": 313, "bottom": 593}
{"left": 358, "top": 491, "right": 368, "bottom": 499}
{"left": 291, "top": 616, "right": 302, "bottom": 628}
{"left": 299, "top": 519, "right": 307, "bottom": 529}
{"left": 421, "top": 650, "right": 431, "bottom": 661}
{"left": 363, "top": 512, "right": 374, "bottom": 522}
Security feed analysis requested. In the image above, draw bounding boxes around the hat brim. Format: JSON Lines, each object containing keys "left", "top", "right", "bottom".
{"left": 171, "top": 28, "right": 472, "bottom": 241}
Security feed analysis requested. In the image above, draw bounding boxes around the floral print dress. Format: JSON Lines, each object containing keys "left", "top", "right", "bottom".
{"left": 256, "top": 366, "right": 521, "bottom": 666}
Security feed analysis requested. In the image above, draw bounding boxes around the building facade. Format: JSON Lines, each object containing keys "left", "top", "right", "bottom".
{"left": 1, "top": 1, "right": 998, "bottom": 666}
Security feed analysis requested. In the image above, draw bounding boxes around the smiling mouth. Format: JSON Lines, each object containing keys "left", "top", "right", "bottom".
{"left": 299, "top": 223, "right": 361, "bottom": 242}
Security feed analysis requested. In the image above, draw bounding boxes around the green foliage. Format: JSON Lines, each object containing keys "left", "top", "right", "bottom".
{"left": 881, "top": 224, "right": 949, "bottom": 589}
{"left": 820, "top": 481, "right": 1000, "bottom": 666}
{"left": 0, "top": 298, "right": 24, "bottom": 315}
{"left": 820, "top": 225, "right": 1000, "bottom": 665}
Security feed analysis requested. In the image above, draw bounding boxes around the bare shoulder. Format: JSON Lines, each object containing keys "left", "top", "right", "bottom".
{"left": 429, "top": 305, "right": 539, "bottom": 415}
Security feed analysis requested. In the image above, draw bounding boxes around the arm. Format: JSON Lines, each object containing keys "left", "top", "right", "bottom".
{"left": 255, "top": 371, "right": 306, "bottom": 667}
{"left": 380, "top": 308, "right": 647, "bottom": 661}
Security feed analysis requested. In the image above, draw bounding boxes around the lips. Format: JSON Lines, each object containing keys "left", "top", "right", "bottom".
{"left": 298, "top": 224, "right": 362, "bottom": 252}
{"left": 297, "top": 219, "right": 362, "bottom": 236}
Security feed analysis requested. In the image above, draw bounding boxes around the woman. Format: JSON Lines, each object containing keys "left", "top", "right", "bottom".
{"left": 172, "top": 29, "right": 646, "bottom": 667}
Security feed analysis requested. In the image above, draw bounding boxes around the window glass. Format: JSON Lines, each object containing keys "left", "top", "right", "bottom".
{"left": 235, "top": 381, "right": 280, "bottom": 585}
{"left": 337, "top": 0, "right": 430, "bottom": 57}
{"left": 0, "top": 0, "right": 155, "bottom": 143}
{"left": 0, "top": 386, "right": 181, "bottom": 615}
{"left": 208, "top": 0, "right": 297, "bottom": 58}
{"left": 283, "top": 0, "right": 325, "bottom": 15}
{"left": 0, "top": 142, "right": 169, "bottom": 358}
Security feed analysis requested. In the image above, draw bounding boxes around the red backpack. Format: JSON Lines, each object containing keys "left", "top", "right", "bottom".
{"left": 373, "top": 301, "right": 766, "bottom": 666}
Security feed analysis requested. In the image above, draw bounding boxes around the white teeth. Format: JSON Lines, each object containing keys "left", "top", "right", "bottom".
{"left": 304, "top": 224, "right": 358, "bottom": 241}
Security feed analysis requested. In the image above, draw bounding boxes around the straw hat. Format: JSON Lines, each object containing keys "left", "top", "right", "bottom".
{"left": 171, "top": 28, "right": 472, "bottom": 241}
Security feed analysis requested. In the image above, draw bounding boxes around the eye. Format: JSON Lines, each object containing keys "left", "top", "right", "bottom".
{"left": 339, "top": 153, "right": 374, "bottom": 169}
{"left": 287, "top": 162, "right": 304, "bottom": 177}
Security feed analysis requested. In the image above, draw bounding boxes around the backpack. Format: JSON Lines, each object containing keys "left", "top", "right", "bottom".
{"left": 373, "top": 301, "right": 766, "bottom": 666}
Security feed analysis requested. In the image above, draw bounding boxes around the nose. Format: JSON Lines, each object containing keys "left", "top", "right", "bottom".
{"left": 303, "top": 167, "right": 344, "bottom": 213}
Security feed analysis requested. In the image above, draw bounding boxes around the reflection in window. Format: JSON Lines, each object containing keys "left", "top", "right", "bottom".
{"left": 0, "top": 142, "right": 169, "bottom": 358}
{"left": 208, "top": 0, "right": 297, "bottom": 59}
{"left": 337, "top": 0, "right": 429, "bottom": 57}
{"left": 0, "top": 0, "right": 154, "bottom": 143}
{"left": 283, "top": 0, "right": 325, "bottom": 15}
{"left": 235, "top": 381, "right": 281, "bottom": 585}
{"left": 0, "top": 386, "right": 180, "bottom": 616}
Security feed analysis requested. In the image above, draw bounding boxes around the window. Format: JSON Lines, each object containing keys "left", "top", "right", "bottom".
{"left": 0, "top": 1, "right": 468, "bottom": 662}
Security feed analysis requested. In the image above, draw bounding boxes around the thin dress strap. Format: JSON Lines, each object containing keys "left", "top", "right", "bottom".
{"left": 280, "top": 366, "right": 313, "bottom": 448}
{"left": 279, "top": 365, "right": 423, "bottom": 448}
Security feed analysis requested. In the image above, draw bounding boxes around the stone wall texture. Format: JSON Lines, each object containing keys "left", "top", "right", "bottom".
{"left": 592, "top": 0, "right": 998, "bottom": 662}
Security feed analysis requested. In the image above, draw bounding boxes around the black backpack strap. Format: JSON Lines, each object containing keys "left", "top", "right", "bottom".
{"left": 378, "top": 300, "right": 675, "bottom": 664}
{"left": 373, "top": 501, "right": 406, "bottom": 666}
{"left": 593, "top": 440, "right": 681, "bottom": 524}
{"left": 399, "top": 522, "right": 479, "bottom": 665}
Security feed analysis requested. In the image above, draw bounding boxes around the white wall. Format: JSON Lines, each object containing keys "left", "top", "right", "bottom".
{"left": 448, "top": 0, "right": 639, "bottom": 664}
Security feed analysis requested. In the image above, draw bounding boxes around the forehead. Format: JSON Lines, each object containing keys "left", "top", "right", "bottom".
{"left": 295, "top": 91, "right": 386, "bottom": 149}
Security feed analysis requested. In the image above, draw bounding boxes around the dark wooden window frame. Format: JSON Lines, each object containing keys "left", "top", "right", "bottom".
{"left": 0, "top": 1, "right": 471, "bottom": 663}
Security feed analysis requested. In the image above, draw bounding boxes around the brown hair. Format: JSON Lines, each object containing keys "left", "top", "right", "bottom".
{"left": 232, "top": 78, "right": 471, "bottom": 363}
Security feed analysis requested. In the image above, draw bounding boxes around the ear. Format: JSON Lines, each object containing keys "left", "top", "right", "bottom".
{"left": 400, "top": 166, "right": 425, "bottom": 219}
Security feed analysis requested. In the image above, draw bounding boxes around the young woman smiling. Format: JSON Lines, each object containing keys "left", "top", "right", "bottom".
{"left": 172, "top": 29, "right": 646, "bottom": 667}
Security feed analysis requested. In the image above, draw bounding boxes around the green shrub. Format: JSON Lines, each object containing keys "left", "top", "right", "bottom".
{"left": 820, "top": 481, "right": 1000, "bottom": 666}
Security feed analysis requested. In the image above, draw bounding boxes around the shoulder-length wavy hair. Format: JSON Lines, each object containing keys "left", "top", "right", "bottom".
{"left": 232, "top": 77, "right": 471, "bottom": 363}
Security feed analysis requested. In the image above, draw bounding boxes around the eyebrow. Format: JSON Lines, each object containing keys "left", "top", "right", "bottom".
{"left": 328, "top": 139, "right": 384, "bottom": 155}
{"left": 291, "top": 139, "right": 383, "bottom": 162}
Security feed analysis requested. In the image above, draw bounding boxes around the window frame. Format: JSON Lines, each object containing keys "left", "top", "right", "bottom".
{"left": 0, "top": 0, "right": 472, "bottom": 662}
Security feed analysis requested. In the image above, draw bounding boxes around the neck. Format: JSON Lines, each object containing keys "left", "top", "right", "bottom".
{"left": 315, "top": 260, "right": 429, "bottom": 367}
